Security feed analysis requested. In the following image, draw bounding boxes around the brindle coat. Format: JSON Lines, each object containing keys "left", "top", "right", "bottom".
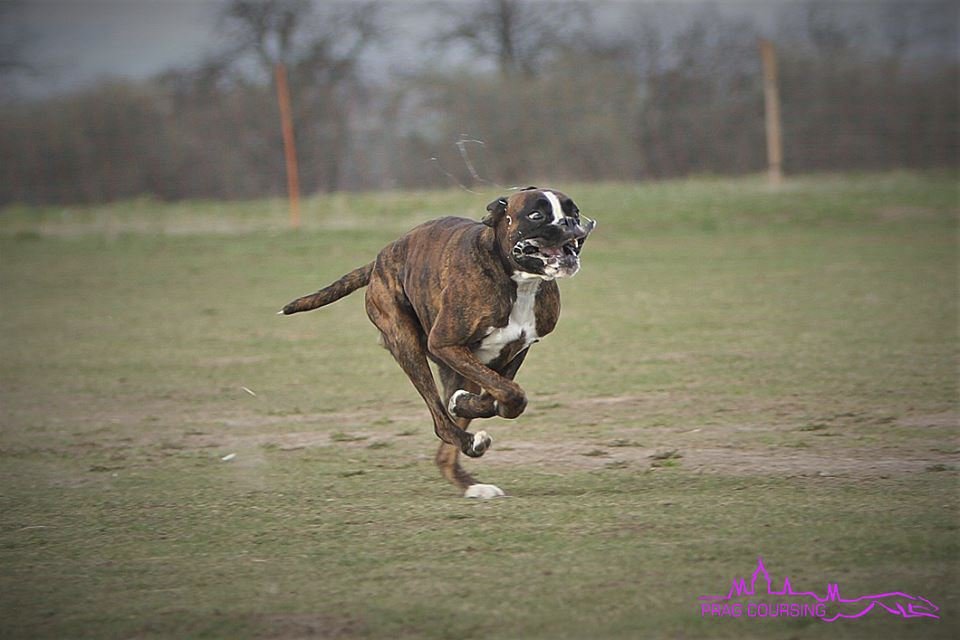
{"left": 282, "top": 188, "right": 595, "bottom": 495}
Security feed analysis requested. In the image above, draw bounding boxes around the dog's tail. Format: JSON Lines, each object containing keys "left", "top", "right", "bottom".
{"left": 279, "top": 262, "right": 374, "bottom": 315}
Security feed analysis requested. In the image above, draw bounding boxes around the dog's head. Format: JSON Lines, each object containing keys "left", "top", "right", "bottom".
{"left": 483, "top": 187, "right": 596, "bottom": 279}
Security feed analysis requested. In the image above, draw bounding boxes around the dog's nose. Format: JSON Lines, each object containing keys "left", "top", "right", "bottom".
{"left": 562, "top": 217, "right": 595, "bottom": 240}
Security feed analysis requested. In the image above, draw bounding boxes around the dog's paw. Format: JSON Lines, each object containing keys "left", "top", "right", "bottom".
{"left": 447, "top": 389, "right": 471, "bottom": 418}
{"left": 494, "top": 388, "right": 527, "bottom": 419}
{"left": 464, "top": 483, "right": 505, "bottom": 499}
{"left": 463, "top": 430, "right": 492, "bottom": 458}
{"left": 449, "top": 390, "right": 498, "bottom": 420}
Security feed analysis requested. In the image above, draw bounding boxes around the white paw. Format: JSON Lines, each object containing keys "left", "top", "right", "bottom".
{"left": 448, "top": 389, "right": 470, "bottom": 417}
{"left": 464, "top": 483, "right": 505, "bottom": 499}
{"left": 473, "top": 429, "right": 491, "bottom": 451}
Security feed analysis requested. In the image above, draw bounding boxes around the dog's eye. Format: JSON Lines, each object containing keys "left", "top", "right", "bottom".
{"left": 527, "top": 211, "right": 544, "bottom": 221}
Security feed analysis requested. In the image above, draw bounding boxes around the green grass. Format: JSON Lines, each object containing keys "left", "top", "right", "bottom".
{"left": 1, "top": 172, "right": 957, "bottom": 639}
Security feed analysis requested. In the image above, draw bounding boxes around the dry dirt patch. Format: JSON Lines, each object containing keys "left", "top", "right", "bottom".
{"left": 481, "top": 438, "right": 955, "bottom": 477}
{"left": 477, "top": 406, "right": 959, "bottom": 478}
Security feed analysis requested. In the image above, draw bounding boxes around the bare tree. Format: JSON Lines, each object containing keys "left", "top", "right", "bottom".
{"left": 213, "top": 0, "right": 382, "bottom": 191}
{"left": 434, "top": 0, "right": 591, "bottom": 77}
{"left": 802, "top": 1, "right": 851, "bottom": 54}
{"left": 0, "top": 0, "right": 39, "bottom": 102}
{"left": 0, "top": 2, "right": 28, "bottom": 71}
{"left": 215, "top": 0, "right": 380, "bottom": 79}
{"left": 219, "top": 0, "right": 309, "bottom": 70}
{"left": 878, "top": 0, "right": 958, "bottom": 78}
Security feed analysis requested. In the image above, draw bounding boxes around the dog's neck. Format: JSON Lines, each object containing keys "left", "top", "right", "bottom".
{"left": 510, "top": 273, "right": 544, "bottom": 306}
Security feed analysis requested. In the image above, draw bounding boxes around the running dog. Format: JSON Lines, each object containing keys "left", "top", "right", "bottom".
{"left": 281, "top": 187, "right": 596, "bottom": 498}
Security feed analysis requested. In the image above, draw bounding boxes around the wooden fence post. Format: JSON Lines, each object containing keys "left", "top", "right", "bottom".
{"left": 274, "top": 63, "right": 301, "bottom": 229}
{"left": 759, "top": 38, "right": 784, "bottom": 185}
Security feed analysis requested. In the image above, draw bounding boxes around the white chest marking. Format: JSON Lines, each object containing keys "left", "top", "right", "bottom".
{"left": 474, "top": 276, "right": 541, "bottom": 365}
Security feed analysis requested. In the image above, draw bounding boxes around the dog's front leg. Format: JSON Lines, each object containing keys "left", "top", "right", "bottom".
{"left": 445, "top": 350, "right": 529, "bottom": 420}
{"left": 428, "top": 341, "right": 528, "bottom": 419}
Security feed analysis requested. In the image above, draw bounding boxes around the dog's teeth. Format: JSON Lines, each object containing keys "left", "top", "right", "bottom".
{"left": 540, "top": 246, "right": 564, "bottom": 258}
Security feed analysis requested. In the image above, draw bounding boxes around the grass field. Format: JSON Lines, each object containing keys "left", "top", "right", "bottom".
{"left": 1, "top": 172, "right": 957, "bottom": 639}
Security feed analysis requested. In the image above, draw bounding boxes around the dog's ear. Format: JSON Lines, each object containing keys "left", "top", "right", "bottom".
{"left": 482, "top": 197, "right": 508, "bottom": 227}
{"left": 521, "top": 186, "right": 538, "bottom": 191}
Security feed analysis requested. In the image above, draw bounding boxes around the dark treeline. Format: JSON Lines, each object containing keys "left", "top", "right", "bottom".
{"left": 1, "top": 0, "right": 956, "bottom": 205}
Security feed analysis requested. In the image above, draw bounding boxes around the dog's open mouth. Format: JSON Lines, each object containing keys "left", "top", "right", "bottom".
{"left": 512, "top": 238, "right": 581, "bottom": 262}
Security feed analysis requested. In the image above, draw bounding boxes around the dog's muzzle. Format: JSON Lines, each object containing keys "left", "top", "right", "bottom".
{"left": 511, "top": 216, "right": 596, "bottom": 278}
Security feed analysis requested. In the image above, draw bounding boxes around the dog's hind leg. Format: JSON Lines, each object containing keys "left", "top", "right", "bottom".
{"left": 436, "top": 437, "right": 505, "bottom": 499}
{"left": 435, "top": 440, "right": 475, "bottom": 490}
{"left": 436, "top": 440, "right": 473, "bottom": 488}
{"left": 365, "top": 280, "right": 491, "bottom": 458}
{"left": 437, "top": 366, "right": 505, "bottom": 498}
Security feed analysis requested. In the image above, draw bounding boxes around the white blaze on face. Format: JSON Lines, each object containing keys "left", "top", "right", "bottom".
{"left": 542, "top": 190, "right": 564, "bottom": 224}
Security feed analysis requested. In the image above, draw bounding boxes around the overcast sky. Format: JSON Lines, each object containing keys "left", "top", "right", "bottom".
{"left": 2, "top": 1, "right": 952, "bottom": 98}
{"left": 4, "top": 0, "right": 219, "bottom": 96}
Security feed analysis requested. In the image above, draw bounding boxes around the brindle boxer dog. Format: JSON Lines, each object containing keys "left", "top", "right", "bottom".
{"left": 281, "top": 187, "right": 596, "bottom": 498}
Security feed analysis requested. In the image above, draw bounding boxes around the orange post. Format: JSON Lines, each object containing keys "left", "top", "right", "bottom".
{"left": 274, "top": 63, "right": 301, "bottom": 229}
{"left": 759, "top": 38, "right": 784, "bottom": 186}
